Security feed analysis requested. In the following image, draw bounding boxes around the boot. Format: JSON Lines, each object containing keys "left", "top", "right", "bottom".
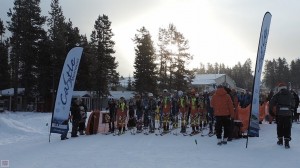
{"left": 277, "top": 137, "right": 283, "bottom": 146}
{"left": 222, "top": 138, "right": 228, "bottom": 145}
{"left": 217, "top": 139, "right": 222, "bottom": 145}
{"left": 284, "top": 139, "right": 290, "bottom": 149}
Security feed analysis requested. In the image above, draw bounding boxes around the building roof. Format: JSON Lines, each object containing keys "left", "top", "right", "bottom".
{"left": 0, "top": 88, "right": 25, "bottom": 96}
{"left": 192, "top": 74, "right": 225, "bottom": 85}
{"left": 72, "top": 90, "right": 135, "bottom": 100}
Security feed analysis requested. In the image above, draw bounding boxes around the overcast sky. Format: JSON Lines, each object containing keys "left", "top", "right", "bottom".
{"left": 1, "top": 0, "right": 300, "bottom": 76}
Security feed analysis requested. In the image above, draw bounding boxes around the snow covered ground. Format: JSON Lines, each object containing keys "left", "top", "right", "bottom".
{"left": 1, "top": 111, "right": 300, "bottom": 168}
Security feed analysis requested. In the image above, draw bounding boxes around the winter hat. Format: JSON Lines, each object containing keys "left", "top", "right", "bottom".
{"left": 277, "top": 83, "right": 287, "bottom": 91}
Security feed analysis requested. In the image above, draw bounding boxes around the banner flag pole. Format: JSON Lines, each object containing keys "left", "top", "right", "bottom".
{"left": 246, "top": 12, "right": 272, "bottom": 148}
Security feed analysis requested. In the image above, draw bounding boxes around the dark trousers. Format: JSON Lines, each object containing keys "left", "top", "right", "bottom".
{"left": 149, "top": 111, "right": 155, "bottom": 131}
{"left": 215, "top": 116, "right": 231, "bottom": 139}
{"left": 78, "top": 122, "right": 85, "bottom": 132}
{"left": 276, "top": 116, "right": 292, "bottom": 141}
{"left": 293, "top": 108, "right": 299, "bottom": 121}
{"left": 109, "top": 112, "right": 115, "bottom": 132}
{"left": 71, "top": 120, "right": 79, "bottom": 136}
{"left": 144, "top": 110, "right": 149, "bottom": 127}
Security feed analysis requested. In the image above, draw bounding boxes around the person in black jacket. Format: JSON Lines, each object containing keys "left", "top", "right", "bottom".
{"left": 107, "top": 98, "right": 116, "bottom": 133}
{"left": 70, "top": 99, "right": 81, "bottom": 137}
{"left": 269, "top": 83, "right": 295, "bottom": 149}
{"left": 78, "top": 100, "right": 87, "bottom": 135}
{"left": 291, "top": 90, "right": 299, "bottom": 122}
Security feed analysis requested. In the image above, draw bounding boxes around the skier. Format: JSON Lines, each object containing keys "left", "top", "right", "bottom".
{"left": 127, "top": 98, "right": 136, "bottom": 133}
{"left": 70, "top": 99, "right": 81, "bottom": 137}
{"left": 290, "top": 90, "right": 299, "bottom": 123}
{"left": 107, "top": 98, "right": 116, "bottom": 133}
{"left": 142, "top": 94, "right": 150, "bottom": 132}
{"left": 178, "top": 91, "right": 188, "bottom": 134}
{"left": 189, "top": 89, "right": 200, "bottom": 135}
{"left": 147, "top": 93, "right": 157, "bottom": 133}
{"left": 116, "top": 97, "right": 128, "bottom": 135}
{"left": 135, "top": 94, "right": 143, "bottom": 133}
{"left": 269, "top": 83, "right": 295, "bottom": 148}
{"left": 171, "top": 91, "right": 179, "bottom": 131}
{"left": 161, "top": 89, "right": 171, "bottom": 133}
{"left": 210, "top": 85, "right": 234, "bottom": 145}
{"left": 78, "top": 100, "right": 87, "bottom": 135}
{"left": 198, "top": 93, "right": 207, "bottom": 131}
{"left": 205, "top": 91, "right": 215, "bottom": 137}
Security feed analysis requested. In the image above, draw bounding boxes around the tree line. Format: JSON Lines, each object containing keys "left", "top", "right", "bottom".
{"left": 0, "top": 0, "right": 299, "bottom": 111}
{"left": 0, "top": 0, "right": 118, "bottom": 111}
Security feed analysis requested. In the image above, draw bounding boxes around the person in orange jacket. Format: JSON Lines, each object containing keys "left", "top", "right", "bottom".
{"left": 211, "top": 85, "right": 234, "bottom": 145}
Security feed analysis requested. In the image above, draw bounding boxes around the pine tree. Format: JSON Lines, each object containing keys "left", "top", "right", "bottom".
{"left": 127, "top": 76, "right": 133, "bottom": 91}
{"left": 7, "top": 0, "right": 46, "bottom": 110}
{"left": 65, "top": 19, "right": 81, "bottom": 52}
{"left": 290, "top": 59, "right": 300, "bottom": 89}
{"left": 89, "top": 14, "right": 118, "bottom": 102}
{"left": 157, "top": 24, "right": 193, "bottom": 92}
{"left": 0, "top": 19, "right": 5, "bottom": 42}
{"left": 242, "top": 58, "right": 253, "bottom": 90}
{"left": 275, "top": 57, "right": 290, "bottom": 84}
{"left": 75, "top": 35, "right": 92, "bottom": 91}
{"left": 133, "top": 27, "right": 157, "bottom": 95}
{"left": 47, "top": 0, "right": 67, "bottom": 94}
{"left": 263, "top": 59, "right": 277, "bottom": 89}
{"left": 36, "top": 33, "right": 53, "bottom": 111}
{"left": 0, "top": 19, "right": 10, "bottom": 90}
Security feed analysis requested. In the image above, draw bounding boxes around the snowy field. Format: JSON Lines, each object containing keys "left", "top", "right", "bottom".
{"left": 1, "top": 111, "right": 300, "bottom": 168}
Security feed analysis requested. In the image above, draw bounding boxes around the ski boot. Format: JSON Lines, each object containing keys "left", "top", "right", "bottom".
{"left": 217, "top": 139, "right": 222, "bottom": 145}
{"left": 222, "top": 138, "right": 228, "bottom": 145}
{"left": 277, "top": 137, "right": 283, "bottom": 146}
{"left": 284, "top": 139, "right": 290, "bottom": 149}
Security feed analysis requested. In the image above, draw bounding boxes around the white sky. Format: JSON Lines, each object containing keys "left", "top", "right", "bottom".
{"left": 1, "top": 0, "right": 300, "bottom": 76}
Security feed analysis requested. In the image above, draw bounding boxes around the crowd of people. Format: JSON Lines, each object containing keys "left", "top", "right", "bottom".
{"left": 65, "top": 83, "right": 299, "bottom": 148}
{"left": 103, "top": 85, "right": 295, "bottom": 143}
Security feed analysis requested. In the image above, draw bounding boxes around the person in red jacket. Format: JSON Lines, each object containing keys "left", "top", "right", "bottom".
{"left": 211, "top": 85, "right": 234, "bottom": 145}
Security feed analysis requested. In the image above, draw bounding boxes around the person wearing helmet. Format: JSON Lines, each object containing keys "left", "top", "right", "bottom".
{"left": 127, "top": 98, "right": 136, "bottom": 133}
{"left": 147, "top": 93, "right": 157, "bottom": 133}
{"left": 161, "top": 89, "right": 171, "bottom": 132}
{"left": 116, "top": 97, "right": 127, "bottom": 135}
{"left": 107, "top": 98, "right": 116, "bottom": 133}
{"left": 178, "top": 92, "right": 188, "bottom": 134}
{"left": 189, "top": 89, "right": 200, "bottom": 135}
{"left": 135, "top": 94, "right": 143, "bottom": 133}
{"left": 198, "top": 93, "right": 207, "bottom": 132}
{"left": 269, "top": 83, "right": 295, "bottom": 149}
{"left": 210, "top": 85, "right": 234, "bottom": 145}
{"left": 171, "top": 91, "right": 180, "bottom": 132}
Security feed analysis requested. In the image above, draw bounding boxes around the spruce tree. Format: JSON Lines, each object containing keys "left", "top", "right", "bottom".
{"left": 7, "top": 0, "right": 46, "bottom": 110}
{"left": 47, "top": 0, "right": 67, "bottom": 94}
{"left": 133, "top": 27, "right": 157, "bottom": 95}
{"left": 0, "top": 19, "right": 10, "bottom": 90}
{"left": 75, "top": 35, "right": 92, "bottom": 91}
{"left": 290, "top": 59, "right": 300, "bottom": 89}
{"left": 89, "top": 14, "right": 118, "bottom": 101}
